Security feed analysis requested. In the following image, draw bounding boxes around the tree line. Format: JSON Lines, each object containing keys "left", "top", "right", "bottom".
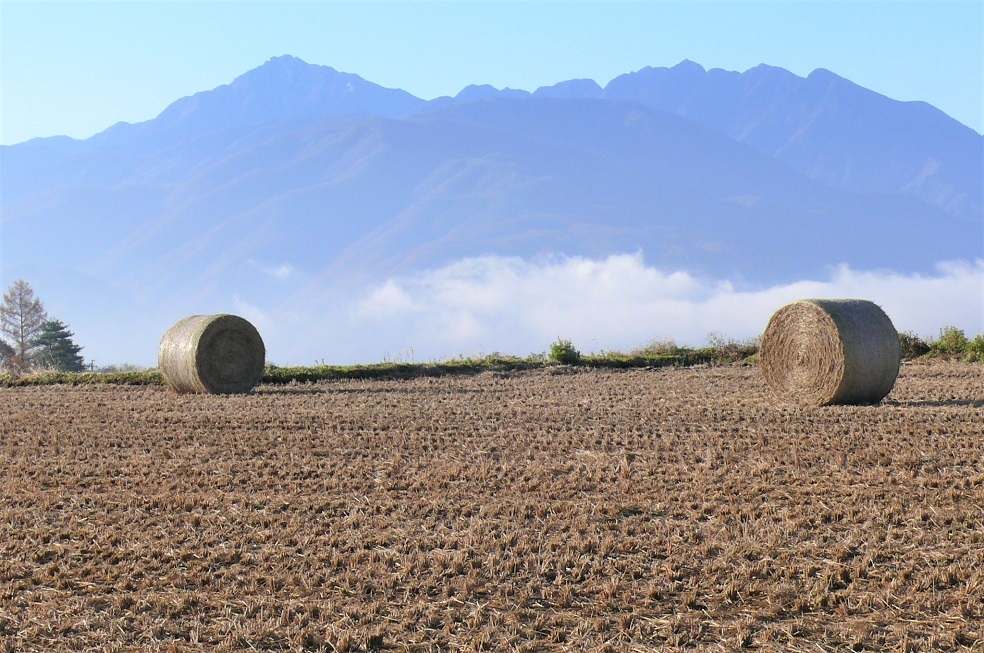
{"left": 0, "top": 280, "right": 85, "bottom": 373}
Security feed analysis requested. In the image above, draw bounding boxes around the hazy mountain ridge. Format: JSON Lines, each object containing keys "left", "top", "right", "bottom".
{"left": 3, "top": 94, "right": 971, "bottom": 283}
{"left": 4, "top": 56, "right": 979, "bottom": 217}
{"left": 546, "top": 61, "right": 981, "bottom": 220}
{"left": 0, "top": 55, "right": 980, "bottom": 363}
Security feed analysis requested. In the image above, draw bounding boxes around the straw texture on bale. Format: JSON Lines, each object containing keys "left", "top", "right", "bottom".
{"left": 159, "top": 314, "right": 265, "bottom": 394}
{"left": 760, "top": 299, "right": 900, "bottom": 406}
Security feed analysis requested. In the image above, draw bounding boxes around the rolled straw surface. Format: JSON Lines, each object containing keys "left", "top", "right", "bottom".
{"left": 760, "top": 299, "right": 900, "bottom": 406}
{"left": 159, "top": 314, "right": 265, "bottom": 394}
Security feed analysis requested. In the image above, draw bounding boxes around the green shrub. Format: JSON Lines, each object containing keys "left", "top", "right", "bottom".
{"left": 549, "top": 338, "right": 582, "bottom": 364}
{"left": 898, "top": 331, "right": 931, "bottom": 359}
{"left": 634, "top": 337, "right": 682, "bottom": 357}
{"left": 966, "top": 334, "right": 984, "bottom": 363}
{"left": 931, "top": 326, "right": 969, "bottom": 356}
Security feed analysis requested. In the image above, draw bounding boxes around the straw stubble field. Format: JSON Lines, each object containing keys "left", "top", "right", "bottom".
{"left": 1, "top": 361, "right": 983, "bottom": 652}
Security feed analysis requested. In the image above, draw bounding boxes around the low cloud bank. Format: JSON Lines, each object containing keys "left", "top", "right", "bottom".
{"left": 28, "top": 254, "right": 982, "bottom": 368}
{"left": 265, "top": 254, "right": 983, "bottom": 364}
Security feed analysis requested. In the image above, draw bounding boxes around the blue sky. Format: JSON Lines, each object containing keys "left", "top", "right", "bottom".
{"left": 1, "top": 0, "right": 982, "bottom": 146}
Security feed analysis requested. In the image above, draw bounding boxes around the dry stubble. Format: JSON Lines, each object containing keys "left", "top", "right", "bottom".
{"left": 1, "top": 361, "right": 982, "bottom": 651}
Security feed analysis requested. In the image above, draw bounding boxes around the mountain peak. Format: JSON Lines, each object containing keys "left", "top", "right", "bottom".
{"left": 147, "top": 55, "right": 425, "bottom": 139}
{"left": 455, "top": 84, "right": 531, "bottom": 102}
{"left": 266, "top": 54, "right": 308, "bottom": 66}
{"left": 262, "top": 54, "right": 329, "bottom": 77}
{"left": 674, "top": 59, "right": 706, "bottom": 73}
{"left": 232, "top": 55, "right": 342, "bottom": 89}
{"left": 807, "top": 67, "right": 839, "bottom": 81}
{"left": 533, "top": 78, "right": 604, "bottom": 100}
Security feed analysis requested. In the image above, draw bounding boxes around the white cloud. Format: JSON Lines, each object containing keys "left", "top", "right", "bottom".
{"left": 75, "top": 254, "right": 982, "bottom": 367}
{"left": 330, "top": 254, "right": 983, "bottom": 362}
{"left": 358, "top": 279, "right": 418, "bottom": 317}
{"left": 247, "top": 259, "right": 297, "bottom": 281}
{"left": 271, "top": 265, "right": 295, "bottom": 281}
{"left": 231, "top": 295, "right": 308, "bottom": 364}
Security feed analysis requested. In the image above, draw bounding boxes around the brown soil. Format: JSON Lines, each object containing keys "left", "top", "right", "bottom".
{"left": 2, "top": 361, "right": 983, "bottom": 651}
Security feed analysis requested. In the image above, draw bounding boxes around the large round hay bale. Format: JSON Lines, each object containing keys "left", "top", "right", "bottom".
{"left": 159, "top": 314, "right": 265, "bottom": 394}
{"left": 760, "top": 299, "right": 900, "bottom": 406}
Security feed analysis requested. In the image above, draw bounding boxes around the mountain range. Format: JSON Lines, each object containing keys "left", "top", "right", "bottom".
{"left": 1, "top": 55, "right": 980, "bottom": 363}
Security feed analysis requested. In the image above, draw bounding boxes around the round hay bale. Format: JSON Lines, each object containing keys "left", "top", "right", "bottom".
{"left": 760, "top": 299, "right": 900, "bottom": 406}
{"left": 159, "top": 314, "right": 265, "bottom": 394}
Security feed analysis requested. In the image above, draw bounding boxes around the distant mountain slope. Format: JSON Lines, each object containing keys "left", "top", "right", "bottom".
{"left": 3, "top": 55, "right": 980, "bottom": 366}
{"left": 603, "top": 61, "right": 982, "bottom": 220}
{"left": 4, "top": 55, "right": 980, "bottom": 221}
{"left": 0, "top": 56, "right": 426, "bottom": 203}
{"left": 2, "top": 96, "right": 971, "bottom": 295}
{"left": 97, "top": 55, "right": 427, "bottom": 148}
{"left": 1, "top": 55, "right": 980, "bottom": 333}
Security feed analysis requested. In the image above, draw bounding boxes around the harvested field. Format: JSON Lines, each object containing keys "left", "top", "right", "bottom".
{"left": 1, "top": 361, "right": 983, "bottom": 652}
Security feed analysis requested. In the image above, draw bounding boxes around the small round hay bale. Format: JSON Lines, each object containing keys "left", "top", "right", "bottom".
{"left": 760, "top": 299, "right": 900, "bottom": 406}
{"left": 159, "top": 314, "right": 265, "bottom": 394}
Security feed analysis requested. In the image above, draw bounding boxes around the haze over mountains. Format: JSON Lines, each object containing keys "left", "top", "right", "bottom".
{"left": 1, "top": 55, "right": 981, "bottom": 364}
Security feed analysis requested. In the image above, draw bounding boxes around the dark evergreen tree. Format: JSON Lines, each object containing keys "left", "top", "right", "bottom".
{"left": 32, "top": 320, "right": 86, "bottom": 372}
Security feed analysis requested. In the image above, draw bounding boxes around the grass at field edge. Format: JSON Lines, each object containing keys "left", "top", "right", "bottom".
{"left": 0, "top": 349, "right": 754, "bottom": 387}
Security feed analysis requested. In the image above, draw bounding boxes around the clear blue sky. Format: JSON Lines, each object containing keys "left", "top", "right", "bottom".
{"left": 1, "top": 0, "right": 982, "bottom": 145}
